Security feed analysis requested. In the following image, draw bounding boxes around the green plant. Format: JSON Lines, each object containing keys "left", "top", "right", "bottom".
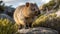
{"left": 32, "top": 13, "right": 57, "bottom": 27}
{"left": 32, "top": 14, "right": 48, "bottom": 27}
{"left": 0, "top": 1, "right": 5, "bottom": 11}
{"left": 32, "top": 13, "right": 60, "bottom": 33}
{"left": 0, "top": 18, "right": 18, "bottom": 34}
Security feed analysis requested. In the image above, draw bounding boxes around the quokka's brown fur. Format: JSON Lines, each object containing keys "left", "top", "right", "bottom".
{"left": 13, "top": 2, "right": 40, "bottom": 29}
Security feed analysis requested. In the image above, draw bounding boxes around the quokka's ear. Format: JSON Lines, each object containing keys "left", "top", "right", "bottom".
{"left": 34, "top": 3, "right": 37, "bottom": 5}
{"left": 26, "top": 2, "right": 29, "bottom": 7}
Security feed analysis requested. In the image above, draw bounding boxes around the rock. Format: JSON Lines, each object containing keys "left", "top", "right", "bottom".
{"left": 0, "top": 14, "right": 15, "bottom": 23}
{"left": 4, "top": 6, "right": 15, "bottom": 17}
{"left": 18, "top": 27, "right": 58, "bottom": 34}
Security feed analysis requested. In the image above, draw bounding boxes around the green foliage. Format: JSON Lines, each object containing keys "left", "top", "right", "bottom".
{"left": 32, "top": 13, "right": 60, "bottom": 32}
{"left": 40, "top": 0, "right": 60, "bottom": 11}
{"left": 0, "top": 6, "right": 5, "bottom": 11}
{"left": 0, "top": 18, "right": 18, "bottom": 34}
{"left": 41, "top": 0, "right": 56, "bottom": 11}
{"left": 32, "top": 13, "right": 57, "bottom": 27}
{"left": 0, "top": 1, "right": 5, "bottom": 11}
{"left": 52, "top": 0, "right": 60, "bottom": 4}
{"left": 16, "top": 32, "right": 20, "bottom": 34}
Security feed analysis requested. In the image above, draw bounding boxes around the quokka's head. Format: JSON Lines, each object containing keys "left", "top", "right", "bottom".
{"left": 23, "top": 2, "right": 40, "bottom": 17}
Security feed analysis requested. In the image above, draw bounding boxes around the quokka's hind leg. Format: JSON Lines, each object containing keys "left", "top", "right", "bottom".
{"left": 23, "top": 24, "right": 26, "bottom": 29}
{"left": 25, "top": 23, "right": 31, "bottom": 29}
{"left": 28, "top": 23, "right": 32, "bottom": 28}
{"left": 25, "top": 23, "right": 29, "bottom": 29}
{"left": 20, "top": 24, "right": 26, "bottom": 29}
{"left": 27, "top": 24, "right": 30, "bottom": 29}
{"left": 19, "top": 24, "right": 23, "bottom": 29}
{"left": 21, "top": 23, "right": 29, "bottom": 29}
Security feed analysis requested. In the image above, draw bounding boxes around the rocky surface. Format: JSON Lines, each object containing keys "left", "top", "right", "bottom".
{"left": 18, "top": 27, "right": 58, "bottom": 34}
{"left": 0, "top": 14, "right": 15, "bottom": 22}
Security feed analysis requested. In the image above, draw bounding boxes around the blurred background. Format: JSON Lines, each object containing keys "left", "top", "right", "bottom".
{"left": 1, "top": 0, "right": 50, "bottom": 8}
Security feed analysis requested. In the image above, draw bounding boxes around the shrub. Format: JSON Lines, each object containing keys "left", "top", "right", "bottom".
{"left": 0, "top": 18, "right": 18, "bottom": 34}
{"left": 0, "top": 1, "right": 5, "bottom": 11}
{"left": 32, "top": 13, "right": 57, "bottom": 27}
{"left": 32, "top": 13, "right": 60, "bottom": 33}
{"left": 32, "top": 13, "right": 60, "bottom": 28}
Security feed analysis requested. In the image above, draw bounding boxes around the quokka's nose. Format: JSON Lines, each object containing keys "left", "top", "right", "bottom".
{"left": 38, "top": 10, "right": 40, "bottom": 14}
{"left": 35, "top": 11, "right": 37, "bottom": 13}
{"left": 35, "top": 10, "right": 40, "bottom": 13}
{"left": 35, "top": 10, "right": 40, "bottom": 16}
